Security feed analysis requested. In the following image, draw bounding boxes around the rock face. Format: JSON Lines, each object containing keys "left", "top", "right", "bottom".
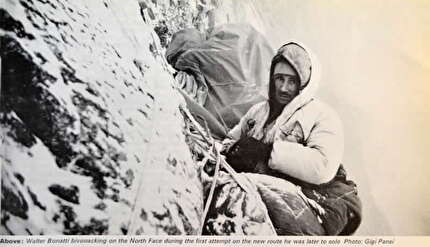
{"left": 0, "top": 0, "right": 206, "bottom": 235}
{"left": 1, "top": 0, "right": 274, "bottom": 235}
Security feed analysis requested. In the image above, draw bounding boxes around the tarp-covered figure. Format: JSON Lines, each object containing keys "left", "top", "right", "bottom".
{"left": 166, "top": 24, "right": 274, "bottom": 137}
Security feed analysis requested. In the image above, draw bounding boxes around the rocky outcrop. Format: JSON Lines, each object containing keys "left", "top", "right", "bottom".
{"left": 1, "top": 0, "right": 207, "bottom": 235}
{"left": 1, "top": 0, "right": 274, "bottom": 235}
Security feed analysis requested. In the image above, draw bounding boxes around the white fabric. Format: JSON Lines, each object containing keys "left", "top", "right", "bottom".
{"left": 228, "top": 43, "right": 343, "bottom": 185}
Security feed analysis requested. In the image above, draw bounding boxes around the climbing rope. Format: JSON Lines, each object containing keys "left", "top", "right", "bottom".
{"left": 180, "top": 105, "right": 277, "bottom": 235}
{"left": 198, "top": 139, "right": 221, "bottom": 235}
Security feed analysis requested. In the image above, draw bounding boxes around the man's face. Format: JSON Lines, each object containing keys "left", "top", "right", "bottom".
{"left": 273, "top": 61, "right": 300, "bottom": 105}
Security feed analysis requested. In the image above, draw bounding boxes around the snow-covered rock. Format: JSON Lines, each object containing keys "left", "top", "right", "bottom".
{"left": 1, "top": 0, "right": 205, "bottom": 235}
{"left": 1, "top": 0, "right": 274, "bottom": 235}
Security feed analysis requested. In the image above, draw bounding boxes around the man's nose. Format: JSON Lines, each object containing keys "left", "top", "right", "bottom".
{"left": 280, "top": 82, "right": 290, "bottom": 92}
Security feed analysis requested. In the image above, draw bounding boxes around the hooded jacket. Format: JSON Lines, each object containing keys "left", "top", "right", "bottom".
{"left": 228, "top": 42, "right": 361, "bottom": 235}
{"left": 228, "top": 42, "right": 342, "bottom": 185}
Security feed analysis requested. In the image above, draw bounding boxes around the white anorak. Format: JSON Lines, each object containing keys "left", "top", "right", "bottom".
{"left": 228, "top": 42, "right": 344, "bottom": 185}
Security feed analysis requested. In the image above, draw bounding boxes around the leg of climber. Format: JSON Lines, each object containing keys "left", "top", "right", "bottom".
{"left": 245, "top": 173, "right": 326, "bottom": 235}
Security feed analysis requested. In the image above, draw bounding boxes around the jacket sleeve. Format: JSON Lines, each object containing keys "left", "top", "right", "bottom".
{"left": 268, "top": 108, "right": 344, "bottom": 185}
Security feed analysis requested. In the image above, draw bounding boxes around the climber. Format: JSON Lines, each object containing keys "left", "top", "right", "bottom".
{"left": 222, "top": 42, "right": 362, "bottom": 235}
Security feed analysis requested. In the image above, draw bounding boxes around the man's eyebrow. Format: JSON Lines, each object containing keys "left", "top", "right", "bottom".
{"left": 273, "top": 73, "right": 297, "bottom": 77}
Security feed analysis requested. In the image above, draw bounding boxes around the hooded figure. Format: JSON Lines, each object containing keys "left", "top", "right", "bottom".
{"left": 225, "top": 42, "right": 362, "bottom": 235}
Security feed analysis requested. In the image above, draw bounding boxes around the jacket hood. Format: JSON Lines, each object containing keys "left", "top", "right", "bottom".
{"left": 269, "top": 41, "right": 321, "bottom": 105}
{"left": 271, "top": 42, "right": 312, "bottom": 89}
{"left": 263, "top": 42, "right": 321, "bottom": 140}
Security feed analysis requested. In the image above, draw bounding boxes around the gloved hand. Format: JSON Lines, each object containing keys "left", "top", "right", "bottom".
{"left": 225, "top": 137, "right": 272, "bottom": 173}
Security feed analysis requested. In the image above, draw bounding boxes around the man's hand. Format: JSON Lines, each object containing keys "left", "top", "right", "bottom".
{"left": 224, "top": 137, "right": 273, "bottom": 173}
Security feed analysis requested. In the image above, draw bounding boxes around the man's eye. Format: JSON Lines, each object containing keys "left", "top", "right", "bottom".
{"left": 275, "top": 75, "right": 284, "bottom": 81}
